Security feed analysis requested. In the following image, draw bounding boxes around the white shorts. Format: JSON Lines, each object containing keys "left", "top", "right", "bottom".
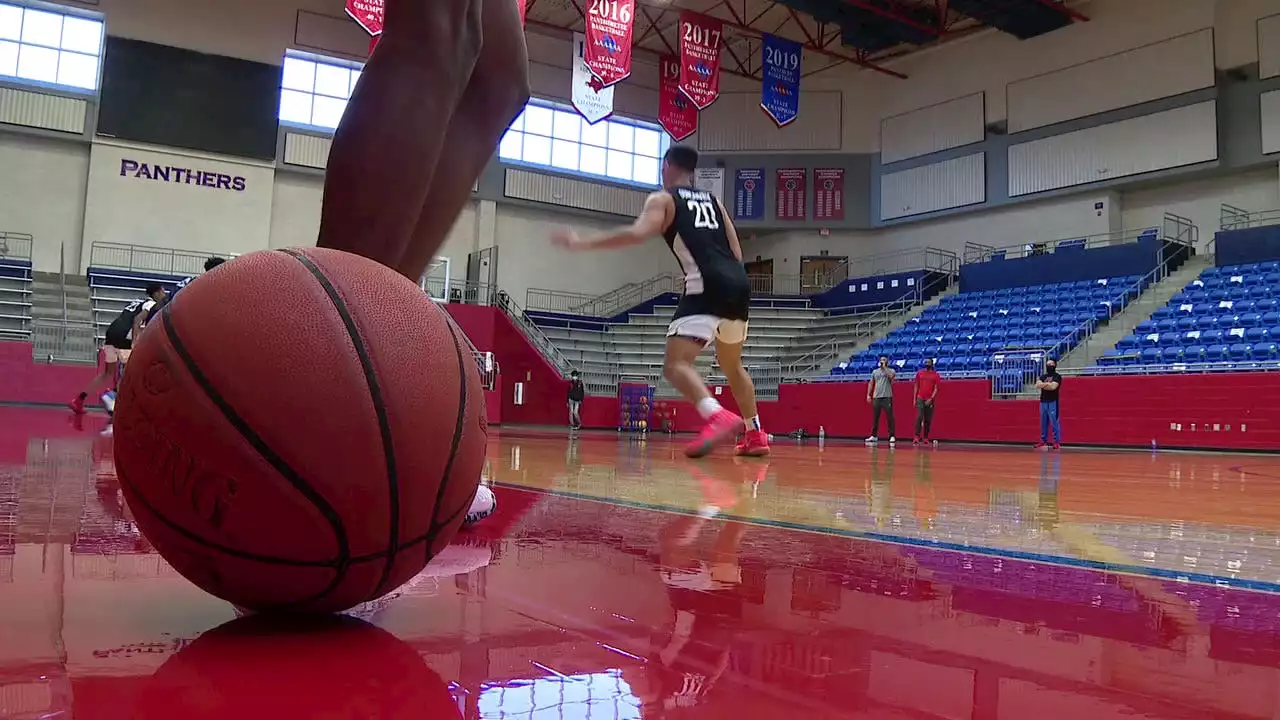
{"left": 666, "top": 315, "right": 749, "bottom": 345}
{"left": 102, "top": 346, "right": 131, "bottom": 364}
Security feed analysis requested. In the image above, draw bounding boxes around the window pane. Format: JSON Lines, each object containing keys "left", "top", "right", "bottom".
{"left": 523, "top": 105, "right": 553, "bottom": 136}
{"left": 579, "top": 144, "right": 607, "bottom": 176}
{"left": 0, "top": 40, "right": 16, "bottom": 76}
{"left": 21, "top": 9, "right": 61, "bottom": 47}
{"left": 509, "top": 109, "right": 525, "bottom": 132}
{"left": 580, "top": 119, "right": 609, "bottom": 147}
{"left": 60, "top": 16, "right": 101, "bottom": 55}
{"left": 633, "top": 127, "right": 661, "bottom": 158}
{"left": 56, "top": 50, "right": 97, "bottom": 89}
{"left": 522, "top": 134, "right": 551, "bottom": 165}
{"left": 314, "top": 63, "right": 351, "bottom": 98}
{"left": 551, "top": 139, "right": 578, "bottom": 170}
{"left": 498, "top": 130, "right": 522, "bottom": 160}
{"left": 606, "top": 150, "right": 632, "bottom": 181}
{"left": 631, "top": 155, "right": 659, "bottom": 186}
{"left": 0, "top": 5, "right": 20, "bottom": 42}
{"left": 552, "top": 111, "right": 580, "bottom": 141}
{"left": 607, "top": 123, "right": 633, "bottom": 152}
{"left": 279, "top": 89, "right": 314, "bottom": 125}
{"left": 281, "top": 57, "right": 316, "bottom": 92}
{"left": 311, "top": 95, "right": 347, "bottom": 128}
{"left": 16, "top": 43, "right": 57, "bottom": 83}
{"left": 349, "top": 69, "right": 361, "bottom": 95}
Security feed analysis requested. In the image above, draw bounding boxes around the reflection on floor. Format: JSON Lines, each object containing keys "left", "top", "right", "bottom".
{"left": 2, "top": 406, "right": 1280, "bottom": 719}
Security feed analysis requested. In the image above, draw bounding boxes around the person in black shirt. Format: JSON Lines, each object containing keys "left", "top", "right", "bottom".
{"left": 550, "top": 145, "right": 768, "bottom": 459}
{"left": 145, "top": 256, "right": 226, "bottom": 325}
{"left": 1035, "top": 359, "right": 1063, "bottom": 449}
{"left": 566, "top": 370, "right": 585, "bottom": 430}
{"left": 70, "top": 283, "right": 166, "bottom": 415}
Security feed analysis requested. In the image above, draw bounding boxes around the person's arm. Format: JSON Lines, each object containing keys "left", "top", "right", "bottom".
{"left": 714, "top": 196, "right": 743, "bottom": 261}
{"left": 1044, "top": 375, "right": 1061, "bottom": 392}
{"left": 866, "top": 375, "right": 875, "bottom": 401}
{"left": 131, "top": 301, "right": 155, "bottom": 339}
{"left": 552, "top": 192, "right": 673, "bottom": 250}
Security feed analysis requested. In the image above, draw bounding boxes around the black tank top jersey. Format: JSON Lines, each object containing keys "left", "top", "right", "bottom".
{"left": 104, "top": 298, "right": 153, "bottom": 348}
{"left": 662, "top": 187, "right": 750, "bottom": 321}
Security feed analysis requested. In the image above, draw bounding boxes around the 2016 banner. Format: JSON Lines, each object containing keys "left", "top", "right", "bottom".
{"left": 346, "top": 0, "right": 383, "bottom": 35}
{"left": 813, "top": 168, "right": 845, "bottom": 221}
{"left": 678, "top": 11, "right": 723, "bottom": 110}
{"left": 761, "top": 34, "right": 801, "bottom": 127}
{"left": 775, "top": 168, "right": 807, "bottom": 221}
{"left": 584, "top": 0, "right": 635, "bottom": 87}
{"left": 658, "top": 56, "right": 697, "bottom": 142}
{"left": 572, "top": 33, "right": 614, "bottom": 124}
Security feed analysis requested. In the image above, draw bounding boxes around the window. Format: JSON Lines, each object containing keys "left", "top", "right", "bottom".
{"left": 0, "top": 2, "right": 104, "bottom": 92}
{"left": 499, "top": 98, "right": 670, "bottom": 187}
{"left": 278, "top": 51, "right": 362, "bottom": 130}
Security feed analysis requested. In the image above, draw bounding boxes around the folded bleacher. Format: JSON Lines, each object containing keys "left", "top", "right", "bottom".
{"left": 0, "top": 256, "right": 33, "bottom": 340}
{"left": 1102, "top": 260, "right": 1280, "bottom": 369}
{"left": 832, "top": 275, "right": 1147, "bottom": 377}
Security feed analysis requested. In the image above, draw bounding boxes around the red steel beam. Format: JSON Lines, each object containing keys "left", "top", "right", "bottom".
{"left": 1025, "top": 0, "right": 1089, "bottom": 22}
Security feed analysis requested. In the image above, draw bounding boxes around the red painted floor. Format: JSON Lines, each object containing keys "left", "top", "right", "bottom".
{"left": 2, "top": 409, "right": 1280, "bottom": 718}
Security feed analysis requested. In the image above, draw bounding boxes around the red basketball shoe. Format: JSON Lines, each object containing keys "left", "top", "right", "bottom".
{"left": 685, "top": 409, "right": 744, "bottom": 458}
{"left": 735, "top": 429, "right": 771, "bottom": 457}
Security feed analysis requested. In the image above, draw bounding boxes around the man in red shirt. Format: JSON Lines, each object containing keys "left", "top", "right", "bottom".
{"left": 913, "top": 359, "right": 941, "bottom": 444}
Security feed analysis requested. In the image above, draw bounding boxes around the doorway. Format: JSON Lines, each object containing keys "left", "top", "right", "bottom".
{"left": 745, "top": 258, "right": 774, "bottom": 294}
{"left": 800, "top": 256, "right": 847, "bottom": 293}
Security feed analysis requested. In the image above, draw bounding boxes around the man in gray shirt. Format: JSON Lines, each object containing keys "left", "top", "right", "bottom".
{"left": 865, "top": 356, "right": 897, "bottom": 444}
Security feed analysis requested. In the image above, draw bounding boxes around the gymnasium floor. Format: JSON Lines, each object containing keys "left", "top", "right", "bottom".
{"left": 2, "top": 407, "right": 1280, "bottom": 719}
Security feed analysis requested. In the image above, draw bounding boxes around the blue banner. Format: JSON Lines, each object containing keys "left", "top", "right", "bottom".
{"left": 734, "top": 168, "right": 765, "bottom": 220}
{"left": 760, "top": 34, "right": 801, "bottom": 127}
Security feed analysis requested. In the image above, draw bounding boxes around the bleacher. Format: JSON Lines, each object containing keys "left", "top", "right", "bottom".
{"left": 833, "top": 274, "right": 1147, "bottom": 377}
{"left": 1102, "top": 260, "right": 1280, "bottom": 369}
{"left": 0, "top": 232, "right": 34, "bottom": 340}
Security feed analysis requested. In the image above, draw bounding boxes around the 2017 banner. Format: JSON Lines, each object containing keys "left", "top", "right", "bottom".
{"left": 760, "top": 34, "right": 801, "bottom": 127}
{"left": 658, "top": 56, "right": 697, "bottom": 142}
{"left": 678, "top": 11, "right": 723, "bottom": 110}
{"left": 584, "top": 0, "right": 635, "bottom": 87}
{"left": 813, "top": 168, "right": 845, "bottom": 221}
{"left": 346, "top": 0, "right": 383, "bottom": 35}
{"left": 572, "top": 33, "right": 614, "bottom": 124}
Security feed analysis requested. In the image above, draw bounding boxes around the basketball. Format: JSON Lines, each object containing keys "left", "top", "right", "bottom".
{"left": 112, "top": 248, "right": 488, "bottom": 613}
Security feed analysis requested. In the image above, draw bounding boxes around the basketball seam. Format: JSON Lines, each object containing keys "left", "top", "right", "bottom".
{"left": 427, "top": 315, "right": 472, "bottom": 556}
{"left": 159, "top": 307, "right": 352, "bottom": 570}
{"left": 277, "top": 249, "right": 402, "bottom": 598}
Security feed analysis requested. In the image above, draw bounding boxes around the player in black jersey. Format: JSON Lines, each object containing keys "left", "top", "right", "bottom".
{"left": 144, "top": 256, "right": 226, "bottom": 325}
{"left": 552, "top": 145, "right": 769, "bottom": 457}
{"left": 70, "top": 284, "right": 166, "bottom": 415}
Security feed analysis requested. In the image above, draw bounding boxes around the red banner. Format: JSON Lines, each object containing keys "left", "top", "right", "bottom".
{"left": 369, "top": 34, "right": 379, "bottom": 55}
{"left": 813, "top": 168, "right": 845, "bottom": 221}
{"left": 519, "top": 0, "right": 527, "bottom": 26}
{"left": 658, "top": 55, "right": 697, "bottom": 142}
{"left": 345, "top": 0, "right": 383, "bottom": 35}
{"left": 678, "top": 12, "right": 723, "bottom": 110}
{"left": 583, "top": 0, "right": 634, "bottom": 87}
{"left": 775, "top": 168, "right": 807, "bottom": 221}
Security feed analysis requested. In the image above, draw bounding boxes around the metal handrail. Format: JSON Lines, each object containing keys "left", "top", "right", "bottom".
{"left": 89, "top": 241, "right": 237, "bottom": 276}
{"left": 964, "top": 226, "right": 1164, "bottom": 264}
{"left": 1219, "top": 205, "right": 1280, "bottom": 231}
{"left": 0, "top": 232, "right": 33, "bottom": 261}
{"left": 495, "top": 291, "right": 574, "bottom": 376}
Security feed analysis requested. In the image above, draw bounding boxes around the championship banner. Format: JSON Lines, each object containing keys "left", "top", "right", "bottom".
{"left": 345, "top": 0, "right": 383, "bottom": 35}
{"left": 572, "top": 33, "right": 614, "bottom": 124}
{"left": 761, "top": 34, "right": 801, "bottom": 127}
{"left": 584, "top": 0, "right": 635, "bottom": 87}
{"left": 678, "top": 11, "right": 723, "bottom": 110}
{"left": 813, "top": 168, "right": 845, "bottom": 221}
{"left": 694, "top": 167, "right": 724, "bottom": 199}
{"left": 733, "top": 168, "right": 765, "bottom": 221}
{"left": 775, "top": 168, "right": 807, "bottom": 221}
{"left": 658, "top": 55, "right": 697, "bottom": 141}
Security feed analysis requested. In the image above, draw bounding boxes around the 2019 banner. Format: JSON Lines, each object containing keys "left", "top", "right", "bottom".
{"left": 760, "top": 34, "right": 801, "bottom": 127}
{"left": 583, "top": 0, "right": 635, "bottom": 87}
{"left": 658, "top": 56, "right": 697, "bottom": 142}
{"left": 678, "top": 11, "right": 723, "bottom": 110}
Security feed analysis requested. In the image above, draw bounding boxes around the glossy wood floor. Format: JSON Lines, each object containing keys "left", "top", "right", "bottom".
{"left": 4, "top": 407, "right": 1280, "bottom": 719}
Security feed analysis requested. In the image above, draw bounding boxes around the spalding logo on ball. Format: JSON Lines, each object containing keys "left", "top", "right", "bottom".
{"left": 113, "top": 248, "right": 489, "bottom": 614}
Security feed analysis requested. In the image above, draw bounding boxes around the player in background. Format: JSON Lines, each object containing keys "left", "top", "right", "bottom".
{"left": 551, "top": 145, "right": 769, "bottom": 458}
{"left": 70, "top": 284, "right": 166, "bottom": 415}
{"left": 145, "top": 256, "right": 226, "bottom": 325}
{"left": 315, "top": 0, "right": 530, "bottom": 283}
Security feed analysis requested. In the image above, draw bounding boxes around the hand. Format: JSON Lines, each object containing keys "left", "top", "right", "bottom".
{"left": 550, "top": 227, "right": 581, "bottom": 250}
{"left": 866, "top": 395, "right": 872, "bottom": 404}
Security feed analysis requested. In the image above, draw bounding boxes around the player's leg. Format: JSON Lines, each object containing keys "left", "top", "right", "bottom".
{"left": 713, "top": 321, "right": 769, "bottom": 457}
{"left": 316, "top": 0, "right": 484, "bottom": 273}
{"left": 665, "top": 315, "right": 742, "bottom": 458}
{"left": 395, "top": 0, "right": 530, "bottom": 281}
{"left": 71, "top": 349, "right": 118, "bottom": 414}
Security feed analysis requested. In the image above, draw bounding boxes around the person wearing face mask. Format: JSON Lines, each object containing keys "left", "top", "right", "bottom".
{"left": 1035, "top": 359, "right": 1063, "bottom": 449}
{"left": 865, "top": 356, "right": 897, "bottom": 445}
{"left": 913, "top": 358, "right": 941, "bottom": 445}
{"left": 567, "top": 370, "right": 586, "bottom": 431}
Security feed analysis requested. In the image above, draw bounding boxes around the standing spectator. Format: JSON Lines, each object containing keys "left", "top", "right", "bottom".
{"left": 865, "top": 356, "right": 897, "bottom": 445}
{"left": 567, "top": 370, "right": 585, "bottom": 430}
{"left": 1035, "top": 359, "right": 1063, "bottom": 449}
{"left": 913, "top": 358, "right": 940, "bottom": 444}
